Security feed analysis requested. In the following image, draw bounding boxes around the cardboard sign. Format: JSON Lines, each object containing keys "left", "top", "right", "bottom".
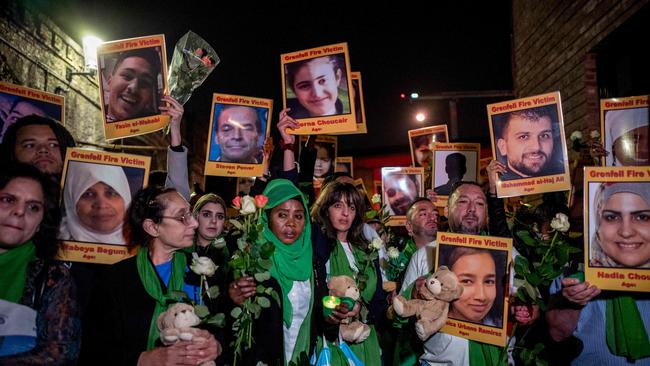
{"left": 98, "top": 35, "right": 169, "bottom": 139}
{"left": 381, "top": 167, "right": 424, "bottom": 226}
{"left": 436, "top": 232, "right": 512, "bottom": 347}
{"left": 487, "top": 91, "right": 571, "bottom": 197}
{"left": 0, "top": 82, "right": 65, "bottom": 142}
{"left": 584, "top": 166, "right": 650, "bottom": 292}
{"left": 281, "top": 43, "right": 356, "bottom": 134}
{"left": 408, "top": 125, "right": 449, "bottom": 169}
{"left": 432, "top": 143, "right": 481, "bottom": 208}
{"left": 336, "top": 156, "right": 354, "bottom": 177}
{"left": 299, "top": 135, "right": 338, "bottom": 179}
{"left": 600, "top": 95, "right": 649, "bottom": 167}
{"left": 57, "top": 148, "right": 150, "bottom": 264}
{"left": 204, "top": 93, "right": 273, "bottom": 177}
{"left": 336, "top": 71, "right": 367, "bottom": 135}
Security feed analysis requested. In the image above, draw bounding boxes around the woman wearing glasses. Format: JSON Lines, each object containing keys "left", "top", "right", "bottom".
{"left": 80, "top": 186, "right": 222, "bottom": 365}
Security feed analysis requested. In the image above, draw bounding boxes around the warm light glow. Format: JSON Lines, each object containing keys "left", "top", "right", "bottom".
{"left": 415, "top": 112, "right": 426, "bottom": 122}
{"left": 82, "top": 35, "right": 103, "bottom": 71}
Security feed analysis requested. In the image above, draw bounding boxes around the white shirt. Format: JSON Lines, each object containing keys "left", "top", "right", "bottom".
{"left": 283, "top": 279, "right": 311, "bottom": 362}
{"left": 400, "top": 240, "right": 436, "bottom": 294}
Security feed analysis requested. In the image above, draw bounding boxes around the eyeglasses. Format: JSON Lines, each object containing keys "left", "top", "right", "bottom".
{"left": 160, "top": 211, "right": 197, "bottom": 226}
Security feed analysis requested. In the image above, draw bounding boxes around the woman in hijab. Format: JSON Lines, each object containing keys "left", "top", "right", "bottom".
{"left": 228, "top": 179, "right": 331, "bottom": 365}
{"left": 59, "top": 161, "right": 132, "bottom": 245}
{"left": 605, "top": 108, "right": 649, "bottom": 166}
{"left": 590, "top": 182, "right": 650, "bottom": 268}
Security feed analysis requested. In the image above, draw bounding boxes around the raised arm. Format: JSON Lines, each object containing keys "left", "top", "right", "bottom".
{"left": 160, "top": 95, "right": 190, "bottom": 201}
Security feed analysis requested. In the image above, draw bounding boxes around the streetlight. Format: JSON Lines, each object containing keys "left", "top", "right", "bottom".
{"left": 415, "top": 112, "right": 426, "bottom": 122}
{"left": 66, "top": 35, "right": 103, "bottom": 81}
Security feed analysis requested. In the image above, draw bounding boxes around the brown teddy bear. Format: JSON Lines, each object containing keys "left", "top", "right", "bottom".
{"left": 327, "top": 275, "right": 371, "bottom": 343}
{"left": 392, "top": 266, "right": 463, "bottom": 340}
{"left": 157, "top": 303, "right": 216, "bottom": 366}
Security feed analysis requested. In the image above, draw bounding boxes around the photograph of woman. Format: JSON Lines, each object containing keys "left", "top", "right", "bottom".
{"left": 314, "top": 141, "right": 335, "bottom": 180}
{"left": 59, "top": 161, "right": 136, "bottom": 245}
{"left": 590, "top": 182, "right": 650, "bottom": 268}
{"left": 438, "top": 245, "right": 507, "bottom": 328}
{"left": 604, "top": 107, "right": 649, "bottom": 166}
{"left": 285, "top": 54, "right": 349, "bottom": 119}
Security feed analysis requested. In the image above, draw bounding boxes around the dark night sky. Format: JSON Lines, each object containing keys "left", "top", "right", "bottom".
{"left": 36, "top": 0, "right": 513, "bottom": 155}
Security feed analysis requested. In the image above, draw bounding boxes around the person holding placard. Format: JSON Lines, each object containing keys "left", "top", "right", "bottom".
{"left": 285, "top": 55, "right": 345, "bottom": 118}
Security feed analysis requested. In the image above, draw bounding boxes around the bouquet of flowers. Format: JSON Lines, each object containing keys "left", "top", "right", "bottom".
{"left": 227, "top": 195, "right": 279, "bottom": 365}
{"left": 168, "top": 30, "right": 220, "bottom": 105}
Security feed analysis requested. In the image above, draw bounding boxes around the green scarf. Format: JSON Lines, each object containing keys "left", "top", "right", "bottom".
{"left": 261, "top": 179, "right": 314, "bottom": 364}
{"left": 606, "top": 296, "right": 650, "bottom": 361}
{"left": 328, "top": 240, "right": 377, "bottom": 303}
{"left": 468, "top": 340, "right": 504, "bottom": 366}
{"left": 0, "top": 241, "right": 36, "bottom": 303}
{"left": 136, "top": 246, "right": 187, "bottom": 350}
{"left": 403, "top": 238, "right": 417, "bottom": 259}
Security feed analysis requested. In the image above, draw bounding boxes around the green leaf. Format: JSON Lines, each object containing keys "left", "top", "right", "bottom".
{"left": 195, "top": 304, "right": 209, "bottom": 318}
{"left": 230, "top": 219, "right": 243, "bottom": 230}
{"left": 516, "top": 230, "right": 537, "bottom": 246}
{"left": 207, "top": 285, "right": 220, "bottom": 299}
{"left": 206, "top": 313, "right": 225, "bottom": 328}
{"left": 366, "top": 210, "right": 377, "bottom": 219}
{"left": 237, "top": 237, "right": 248, "bottom": 250}
{"left": 229, "top": 254, "right": 246, "bottom": 270}
{"left": 250, "top": 302, "right": 262, "bottom": 318}
{"left": 260, "top": 242, "right": 275, "bottom": 259}
{"left": 230, "top": 307, "right": 242, "bottom": 318}
{"left": 258, "top": 297, "right": 271, "bottom": 308}
{"left": 254, "top": 271, "right": 271, "bottom": 282}
{"left": 526, "top": 272, "right": 542, "bottom": 286}
{"left": 169, "top": 290, "right": 189, "bottom": 300}
{"left": 514, "top": 255, "right": 531, "bottom": 276}
{"left": 535, "top": 358, "right": 549, "bottom": 366}
{"left": 259, "top": 258, "right": 273, "bottom": 270}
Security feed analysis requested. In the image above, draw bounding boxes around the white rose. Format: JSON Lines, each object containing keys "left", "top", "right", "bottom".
{"left": 428, "top": 142, "right": 436, "bottom": 151}
{"left": 590, "top": 130, "right": 601, "bottom": 139}
{"left": 370, "top": 237, "right": 384, "bottom": 250}
{"left": 190, "top": 255, "right": 218, "bottom": 276}
{"left": 550, "top": 213, "right": 570, "bottom": 233}
{"left": 371, "top": 194, "right": 381, "bottom": 204}
{"left": 569, "top": 131, "right": 582, "bottom": 141}
{"left": 387, "top": 247, "right": 400, "bottom": 259}
{"left": 240, "top": 195, "right": 257, "bottom": 215}
{"left": 211, "top": 237, "right": 226, "bottom": 249}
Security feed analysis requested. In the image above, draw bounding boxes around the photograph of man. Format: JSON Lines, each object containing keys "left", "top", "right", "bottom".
{"left": 493, "top": 105, "right": 565, "bottom": 180}
{"left": 589, "top": 182, "right": 650, "bottom": 268}
{"left": 383, "top": 173, "right": 421, "bottom": 216}
{"left": 0, "top": 94, "right": 62, "bottom": 143}
{"left": 208, "top": 105, "right": 267, "bottom": 164}
{"left": 102, "top": 47, "right": 163, "bottom": 122}
{"left": 285, "top": 54, "right": 349, "bottom": 119}
{"left": 411, "top": 132, "right": 447, "bottom": 168}
{"left": 604, "top": 107, "right": 649, "bottom": 166}
{"left": 434, "top": 152, "right": 469, "bottom": 195}
{"left": 438, "top": 244, "right": 507, "bottom": 328}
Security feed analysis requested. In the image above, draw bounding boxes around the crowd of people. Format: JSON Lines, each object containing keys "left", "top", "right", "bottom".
{"left": 1, "top": 85, "right": 649, "bottom": 366}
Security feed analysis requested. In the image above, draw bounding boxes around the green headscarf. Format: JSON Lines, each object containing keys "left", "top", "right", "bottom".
{"left": 261, "top": 179, "right": 313, "bottom": 326}
{"left": 262, "top": 179, "right": 314, "bottom": 364}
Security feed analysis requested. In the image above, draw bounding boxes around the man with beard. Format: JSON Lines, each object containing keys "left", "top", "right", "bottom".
{"left": 213, "top": 105, "right": 262, "bottom": 164}
{"left": 496, "top": 106, "right": 563, "bottom": 180}
{"left": 400, "top": 198, "right": 439, "bottom": 293}
{"left": 384, "top": 173, "right": 419, "bottom": 216}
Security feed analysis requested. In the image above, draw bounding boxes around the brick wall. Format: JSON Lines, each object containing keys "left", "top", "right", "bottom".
{"left": 511, "top": 0, "right": 648, "bottom": 134}
{"left": 0, "top": 1, "right": 170, "bottom": 170}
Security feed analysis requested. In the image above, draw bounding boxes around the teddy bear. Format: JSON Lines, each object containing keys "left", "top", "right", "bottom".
{"left": 327, "top": 275, "right": 371, "bottom": 344}
{"left": 157, "top": 303, "right": 216, "bottom": 366}
{"left": 392, "top": 266, "right": 463, "bottom": 341}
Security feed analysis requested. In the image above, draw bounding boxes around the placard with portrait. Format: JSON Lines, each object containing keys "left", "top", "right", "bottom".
{"left": 204, "top": 93, "right": 272, "bottom": 177}
{"left": 488, "top": 91, "right": 570, "bottom": 197}
{"left": 0, "top": 82, "right": 65, "bottom": 143}
{"left": 408, "top": 125, "right": 449, "bottom": 169}
{"left": 298, "top": 135, "right": 338, "bottom": 180}
{"left": 98, "top": 35, "right": 169, "bottom": 140}
{"left": 381, "top": 167, "right": 424, "bottom": 226}
{"left": 600, "top": 95, "right": 649, "bottom": 167}
{"left": 280, "top": 42, "right": 356, "bottom": 134}
{"left": 57, "top": 148, "right": 151, "bottom": 264}
{"left": 336, "top": 156, "right": 353, "bottom": 177}
{"left": 436, "top": 232, "right": 512, "bottom": 347}
{"left": 584, "top": 166, "right": 650, "bottom": 292}
{"left": 431, "top": 143, "right": 480, "bottom": 208}
{"left": 336, "top": 71, "right": 367, "bottom": 135}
